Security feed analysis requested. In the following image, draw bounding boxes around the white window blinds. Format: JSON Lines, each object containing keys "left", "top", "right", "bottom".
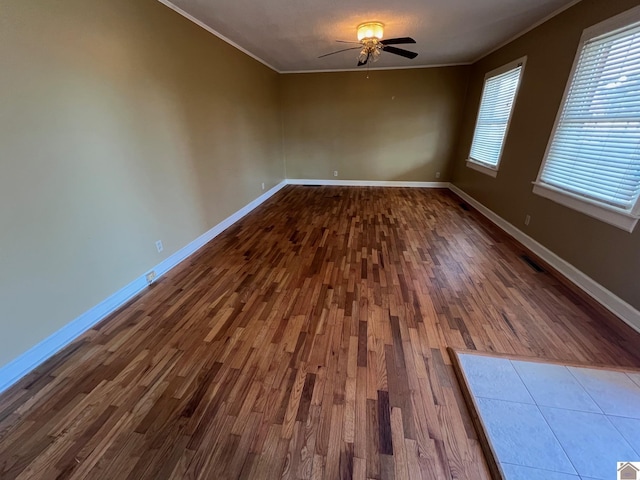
{"left": 469, "top": 63, "right": 524, "bottom": 167}
{"left": 537, "top": 20, "right": 640, "bottom": 212}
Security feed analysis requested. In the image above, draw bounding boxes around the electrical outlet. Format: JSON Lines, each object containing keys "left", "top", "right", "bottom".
{"left": 333, "top": 170, "right": 338, "bottom": 177}
{"left": 145, "top": 271, "right": 156, "bottom": 284}
{"left": 525, "top": 214, "right": 531, "bottom": 226}
{"left": 155, "top": 240, "right": 163, "bottom": 253}
{"left": 261, "top": 182, "right": 265, "bottom": 190}
{"left": 435, "top": 172, "right": 441, "bottom": 179}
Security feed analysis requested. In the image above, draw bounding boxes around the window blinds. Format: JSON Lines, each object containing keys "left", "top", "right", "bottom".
{"left": 469, "top": 64, "right": 523, "bottom": 167}
{"left": 539, "top": 21, "right": 640, "bottom": 211}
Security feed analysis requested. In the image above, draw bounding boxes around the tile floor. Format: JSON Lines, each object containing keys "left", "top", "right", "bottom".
{"left": 457, "top": 353, "right": 640, "bottom": 480}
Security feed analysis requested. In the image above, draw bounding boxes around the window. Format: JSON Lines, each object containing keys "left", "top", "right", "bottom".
{"left": 467, "top": 57, "right": 526, "bottom": 177}
{"left": 533, "top": 6, "right": 640, "bottom": 232}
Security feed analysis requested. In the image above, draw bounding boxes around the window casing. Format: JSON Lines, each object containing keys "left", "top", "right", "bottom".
{"left": 533, "top": 6, "right": 640, "bottom": 232}
{"left": 466, "top": 57, "right": 526, "bottom": 178}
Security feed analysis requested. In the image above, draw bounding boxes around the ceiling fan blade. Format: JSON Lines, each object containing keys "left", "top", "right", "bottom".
{"left": 382, "top": 45, "right": 418, "bottom": 59}
{"left": 318, "top": 47, "right": 361, "bottom": 58}
{"left": 335, "top": 40, "right": 362, "bottom": 45}
{"left": 380, "top": 37, "right": 416, "bottom": 45}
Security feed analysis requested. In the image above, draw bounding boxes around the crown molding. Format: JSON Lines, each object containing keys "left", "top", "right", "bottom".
{"left": 280, "top": 62, "right": 472, "bottom": 75}
{"left": 156, "top": 1, "right": 470, "bottom": 74}
{"left": 156, "top": 0, "right": 281, "bottom": 72}
{"left": 473, "top": 0, "right": 583, "bottom": 63}
{"left": 158, "top": 0, "right": 582, "bottom": 74}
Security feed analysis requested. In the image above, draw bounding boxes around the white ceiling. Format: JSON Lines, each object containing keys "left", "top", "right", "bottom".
{"left": 161, "top": 0, "right": 580, "bottom": 72}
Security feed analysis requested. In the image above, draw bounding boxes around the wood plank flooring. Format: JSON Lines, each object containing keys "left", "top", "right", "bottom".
{"left": 0, "top": 185, "right": 638, "bottom": 480}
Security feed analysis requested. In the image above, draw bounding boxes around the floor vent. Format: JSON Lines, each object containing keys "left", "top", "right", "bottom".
{"left": 459, "top": 203, "right": 470, "bottom": 211}
{"left": 521, "top": 255, "right": 544, "bottom": 273}
{"left": 304, "top": 185, "right": 321, "bottom": 187}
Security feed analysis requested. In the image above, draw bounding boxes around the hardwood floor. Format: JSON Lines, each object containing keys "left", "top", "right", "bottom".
{"left": 0, "top": 185, "right": 638, "bottom": 480}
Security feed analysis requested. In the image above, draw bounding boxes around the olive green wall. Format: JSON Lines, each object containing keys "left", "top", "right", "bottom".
{"left": 0, "top": 0, "right": 283, "bottom": 368}
{"left": 452, "top": 0, "right": 640, "bottom": 310}
{"left": 281, "top": 68, "right": 470, "bottom": 182}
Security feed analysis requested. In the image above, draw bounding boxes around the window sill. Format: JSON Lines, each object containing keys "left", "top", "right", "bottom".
{"left": 532, "top": 183, "right": 639, "bottom": 233}
{"left": 466, "top": 160, "right": 498, "bottom": 178}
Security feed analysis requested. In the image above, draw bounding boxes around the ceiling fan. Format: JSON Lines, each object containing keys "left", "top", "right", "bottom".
{"left": 319, "top": 22, "right": 418, "bottom": 66}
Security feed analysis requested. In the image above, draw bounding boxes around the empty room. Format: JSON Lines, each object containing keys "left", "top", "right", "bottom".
{"left": 1, "top": 0, "right": 640, "bottom": 479}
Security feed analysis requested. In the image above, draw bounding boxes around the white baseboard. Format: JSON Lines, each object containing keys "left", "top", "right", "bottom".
{"left": 0, "top": 275, "right": 151, "bottom": 395}
{"left": 286, "top": 179, "right": 451, "bottom": 188}
{"left": 449, "top": 184, "right": 640, "bottom": 334}
{"left": 3, "top": 179, "right": 636, "bottom": 394}
{"left": 152, "top": 181, "right": 287, "bottom": 279}
{"left": 0, "top": 181, "right": 287, "bottom": 394}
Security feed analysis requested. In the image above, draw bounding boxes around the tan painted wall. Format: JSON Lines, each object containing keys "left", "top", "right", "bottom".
{"left": 4, "top": 0, "right": 638, "bottom": 373}
{"left": 281, "top": 68, "right": 470, "bottom": 182}
{"left": 0, "top": 0, "right": 284, "bottom": 368}
{"left": 452, "top": 0, "right": 640, "bottom": 310}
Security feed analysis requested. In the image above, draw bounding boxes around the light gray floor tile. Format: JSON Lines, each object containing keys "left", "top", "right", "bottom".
{"left": 458, "top": 354, "right": 533, "bottom": 403}
{"left": 500, "top": 463, "right": 580, "bottom": 480}
{"left": 512, "top": 360, "right": 601, "bottom": 413}
{"left": 540, "top": 407, "right": 637, "bottom": 479}
{"left": 568, "top": 367, "right": 640, "bottom": 419}
{"left": 607, "top": 416, "right": 640, "bottom": 456}
{"left": 476, "top": 397, "right": 576, "bottom": 474}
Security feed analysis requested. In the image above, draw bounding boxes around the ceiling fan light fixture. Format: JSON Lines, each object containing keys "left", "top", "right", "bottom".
{"left": 319, "top": 25, "right": 416, "bottom": 67}
{"left": 357, "top": 22, "right": 384, "bottom": 41}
